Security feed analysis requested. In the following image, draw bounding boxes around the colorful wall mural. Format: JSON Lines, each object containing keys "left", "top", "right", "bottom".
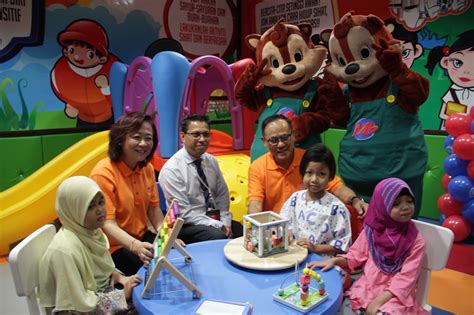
{"left": 0, "top": 0, "right": 237, "bottom": 132}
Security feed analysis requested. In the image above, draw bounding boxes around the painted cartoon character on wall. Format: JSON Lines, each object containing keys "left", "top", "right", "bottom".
{"left": 425, "top": 30, "right": 474, "bottom": 130}
{"left": 51, "top": 19, "right": 119, "bottom": 127}
{"left": 384, "top": 18, "right": 424, "bottom": 69}
{"left": 235, "top": 20, "right": 348, "bottom": 161}
{"left": 326, "top": 13, "right": 429, "bottom": 216}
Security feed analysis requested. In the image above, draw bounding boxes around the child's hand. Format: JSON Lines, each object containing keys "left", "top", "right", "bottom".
{"left": 95, "top": 74, "right": 109, "bottom": 88}
{"left": 296, "top": 238, "right": 317, "bottom": 252}
{"left": 123, "top": 274, "right": 142, "bottom": 300}
{"left": 308, "top": 258, "right": 336, "bottom": 271}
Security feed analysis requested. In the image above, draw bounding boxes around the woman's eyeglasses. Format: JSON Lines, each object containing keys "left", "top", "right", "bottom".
{"left": 264, "top": 133, "right": 292, "bottom": 145}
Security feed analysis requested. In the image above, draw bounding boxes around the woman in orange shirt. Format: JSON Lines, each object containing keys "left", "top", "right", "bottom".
{"left": 91, "top": 112, "right": 164, "bottom": 275}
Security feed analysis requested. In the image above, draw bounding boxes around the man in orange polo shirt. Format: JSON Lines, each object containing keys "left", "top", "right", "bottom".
{"left": 248, "top": 115, "right": 367, "bottom": 216}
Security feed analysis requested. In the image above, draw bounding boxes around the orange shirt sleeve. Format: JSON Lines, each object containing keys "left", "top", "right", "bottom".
{"left": 248, "top": 160, "right": 265, "bottom": 202}
{"left": 327, "top": 175, "right": 342, "bottom": 193}
{"left": 91, "top": 169, "right": 118, "bottom": 221}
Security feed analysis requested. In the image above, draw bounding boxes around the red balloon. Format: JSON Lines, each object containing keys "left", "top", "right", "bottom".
{"left": 437, "top": 193, "right": 463, "bottom": 217}
{"left": 468, "top": 160, "right": 474, "bottom": 179}
{"left": 442, "top": 215, "right": 472, "bottom": 242}
{"left": 453, "top": 134, "right": 474, "bottom": 160}
{"left": 445, "top": 113, "right": 472, "bottom": 136}
{"left": 441, "top": 174, "right": 452, "bottom": 190}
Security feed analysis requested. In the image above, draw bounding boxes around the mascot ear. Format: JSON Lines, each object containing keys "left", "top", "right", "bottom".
{"left": 298, "top": 23, "right": 313, "bottom": 39}
{"left": 319, "top": 29, "right": 332, "bottom": 46}
{"left": 365, "top": 15, "right": 384, "bottom": 34}
{"left": 246, "top": 34, "right": 261, "bottom": 52}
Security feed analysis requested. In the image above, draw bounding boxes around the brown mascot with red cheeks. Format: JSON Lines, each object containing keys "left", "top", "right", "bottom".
{"left": 235, "top": 20, "right": 348, "bottom": 161}
{"left": 327, "top": 13, "right": 429, "bottom": 216}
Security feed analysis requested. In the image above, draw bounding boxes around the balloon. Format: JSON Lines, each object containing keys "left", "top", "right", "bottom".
{"left": 467, "top": 160, "right": 474, "bottom": 179}
{"left": 461, "top": 199, "right": 474, "bottom": 225}
{"left": 453, "top": 134, "right": 474, "bottom": 160}
{"left": 445, "top": 113, "right": 472, "bottom": 136}
{"left": 437, "top": 193, "right": 463, "bottom": 216}
{"left": 441, "top": 174, "right": 452, "bottom": 190}
{"left": 448, "top": 175, "right": 474, "bottom": 202}
{"left": 439, "top": 214, "right": 446, "bottom": 225}
{"left": 444, "top": 154, "right": 468, "bottom": 177}
{"left": 442, "top": 215, "right": 472, "bottom": 242}
{"left": 444, "top": 135, "right": 455, "bottom": 154}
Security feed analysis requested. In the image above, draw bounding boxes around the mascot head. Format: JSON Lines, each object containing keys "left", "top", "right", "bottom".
{"left": 246, "top": 20, "right": 327, "bottom": 92}
{"left": 327, "top": 13, "right": 399, "bottom": 88}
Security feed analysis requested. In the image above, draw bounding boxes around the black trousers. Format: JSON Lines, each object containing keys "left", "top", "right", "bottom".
{"left": 111, "top": 231, "right": 156, "bottom": 276}
{"left": 178, "top": 220, "right": 243, "bottom": 244}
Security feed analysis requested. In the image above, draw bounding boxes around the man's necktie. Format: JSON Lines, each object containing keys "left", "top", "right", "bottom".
{"left": 193, "top": 159, "right": 210, "bottom": 208}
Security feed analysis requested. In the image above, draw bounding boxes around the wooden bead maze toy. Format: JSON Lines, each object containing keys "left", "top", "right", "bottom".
{"left": 142, "top": 200, "right": 202, "bottom": 298}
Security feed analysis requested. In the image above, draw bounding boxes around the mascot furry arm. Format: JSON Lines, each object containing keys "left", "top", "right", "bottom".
{"left": 327, "top": 13, "right": 429, "bottom": 123}
{"left": 235, "top": 20, "right": 347, "bottom": 142}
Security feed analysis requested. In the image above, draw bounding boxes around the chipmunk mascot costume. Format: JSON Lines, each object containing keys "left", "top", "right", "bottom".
{"left": 235, "top": 20, "right": 347, "bottom": 161}
{"left": 327, "top": 13, "right": 429, "bottom": 214}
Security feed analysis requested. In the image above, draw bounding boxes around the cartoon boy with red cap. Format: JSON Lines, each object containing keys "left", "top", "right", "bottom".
{"left": 51, "top": 19, "right": 119, "bottom": 127}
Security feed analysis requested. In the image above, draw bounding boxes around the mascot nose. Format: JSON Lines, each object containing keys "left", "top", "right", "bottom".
{"left": 282, "top": 64, "right": 296, "bottom": 75}
{"left": 345, "top": 63, "right": 359, "bottom": 75}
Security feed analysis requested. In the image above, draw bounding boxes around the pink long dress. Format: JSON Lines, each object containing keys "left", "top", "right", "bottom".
{"left": 341, "top": 231, "right": 428, "bottom": 314}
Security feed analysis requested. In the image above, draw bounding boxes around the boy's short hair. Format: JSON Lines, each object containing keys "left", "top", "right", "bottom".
{"left": 299, "top": 143, "right": 336, "bottom": 180}
{"left": 180, "top": 114, "right": 210, "bottom": 133}
{"left": 261, "top": 114, "right": 293, "bottom": 135}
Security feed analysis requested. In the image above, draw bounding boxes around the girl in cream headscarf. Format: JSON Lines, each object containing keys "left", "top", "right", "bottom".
{"left": 38, "top": 176, "right": 142, "bottom": 314}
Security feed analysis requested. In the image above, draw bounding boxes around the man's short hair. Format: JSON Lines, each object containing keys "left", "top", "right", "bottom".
{"left": 261, "top": 114, "right": 292, "bottom": 135}
{"left": 180, "top": 114, "right": 210, "bottom": 133}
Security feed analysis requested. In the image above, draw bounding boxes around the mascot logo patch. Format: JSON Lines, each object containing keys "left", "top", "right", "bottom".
{"left": 352, "top": 118, "right": 379, "bottom": 140}
{"left": 278, "top": 107, "right": 296, "bottom": 119}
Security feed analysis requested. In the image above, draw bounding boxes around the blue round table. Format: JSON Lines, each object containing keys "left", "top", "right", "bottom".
{"left": 133, "top": 239, "right": 342, "bottom": 314}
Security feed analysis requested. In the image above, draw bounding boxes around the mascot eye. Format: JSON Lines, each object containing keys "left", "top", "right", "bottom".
{"left": 270, "top": 56, "right": 280, "bottom": 68}
{"left": 360, "top": 47, "right": 371, "bottom": 59}
{"left": 337, "top": 56, "right": 347, "bottom": 66}
{"left": 294, "top": 49, "right": 303, "bottom": 62}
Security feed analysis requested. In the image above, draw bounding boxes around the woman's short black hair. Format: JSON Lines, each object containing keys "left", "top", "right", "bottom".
{"left": 108, "top": 112, "right": 158, "bottom": 168}
{"left": 299, "top": 143, "right": 336, "bottom": 180}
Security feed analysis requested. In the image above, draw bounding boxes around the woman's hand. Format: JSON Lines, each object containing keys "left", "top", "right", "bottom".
{"left": 122, "top": 274, "right": 142, "bottom": 300}
{"left": 133, "top": 241, "right": 154, "bottom": 266}
{"left": 176, "top": 238, "right": 186, "bottom": 247}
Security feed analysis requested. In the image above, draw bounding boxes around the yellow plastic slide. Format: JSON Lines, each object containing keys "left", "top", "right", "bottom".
{"left": 0, "top": 131, "right": 109, "bottom": 256}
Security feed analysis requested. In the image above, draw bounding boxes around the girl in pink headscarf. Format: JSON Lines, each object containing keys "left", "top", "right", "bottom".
{"left": 309, "top": 178, "right": 427, "bottom": 315}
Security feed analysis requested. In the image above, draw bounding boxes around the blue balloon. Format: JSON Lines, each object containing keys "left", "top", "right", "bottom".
{"left": 462, "top": 199, "right": 474, "bottom": 224}
{"left": 444, "top": 135, "right": 456, "bottom": 154}
{"left": 448, "top": 175, "right": 474, "bottom": 202}
{"left": 439, "top": 214, "right": 446, "bottom": 225}
{"left": 444, "top": 154, "right": 468, "bottom": 177}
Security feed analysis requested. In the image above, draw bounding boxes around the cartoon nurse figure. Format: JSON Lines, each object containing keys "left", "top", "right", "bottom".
{"left": 51, "top": 19, "right": 120, "bottom": 128}
{"left": 425, "top": 29, "right": 474, "bottom": 130}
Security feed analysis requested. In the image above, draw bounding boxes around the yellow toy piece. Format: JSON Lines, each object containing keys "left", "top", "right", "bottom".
{"left": 216, "top": 153, "right": 250, "bottom": 223}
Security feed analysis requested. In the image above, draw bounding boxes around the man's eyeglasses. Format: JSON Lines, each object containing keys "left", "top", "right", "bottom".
{"left": 264, "top": 133, "right": 292, "bottom": 145}
{"left": 185, "top": 131, "right": 211, "bottom": 139}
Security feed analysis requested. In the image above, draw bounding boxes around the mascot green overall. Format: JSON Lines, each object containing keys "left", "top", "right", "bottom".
{"left": 235, "top": 20, "right": 347, "bottom": 161}
{"left": 327, "top": 13, "right": 429, "bottom": 216}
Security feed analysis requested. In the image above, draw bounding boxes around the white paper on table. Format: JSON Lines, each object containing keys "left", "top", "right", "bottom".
{"left": 195, "top": 299, "right": 247, "bottom": 315}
